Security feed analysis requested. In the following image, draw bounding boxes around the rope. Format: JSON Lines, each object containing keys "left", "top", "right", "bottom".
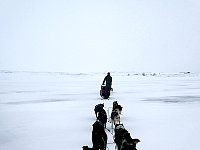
{"left": 101, "top": 137, "right": 110, "bottom": 150}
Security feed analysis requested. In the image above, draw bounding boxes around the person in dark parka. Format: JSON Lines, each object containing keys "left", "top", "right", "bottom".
{"left": 102, "top": 72, "right": 112, "bottom": 99}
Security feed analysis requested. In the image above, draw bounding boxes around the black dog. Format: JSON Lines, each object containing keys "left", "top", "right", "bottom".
{"left": 112, "top": 101, "right": 118, "bottom": 111}
{"left": 94, "top": 103, "right": 104, "bottom": 118}
{"left": 121, "top": 133, "right": 140, "bottom": 150}
{"left": 94, "top": 104, "right": 107, "bottom": 127}
{"left": 97, "top": 108, "right": 107, "bottom": 128}
{"left": 114, "top": 124, "right": 128, "bottom": 149}
{"left": 111, "top": 110, "right": 120, "bottom": 127}
{"left": 92, "top": 120, "right": 107, "bottom": 150}
{"left": 112, "top": 101, "right": 123, "bottom": 114}
{"left": 114, "top": 124, "right": 140, "bottom": 150}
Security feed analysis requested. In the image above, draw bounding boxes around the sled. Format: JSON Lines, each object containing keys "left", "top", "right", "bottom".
{"left": 100, "top": 85, "right": 113, "bottom": 99}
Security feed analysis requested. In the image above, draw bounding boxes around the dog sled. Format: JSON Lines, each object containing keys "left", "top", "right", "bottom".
{"left": 100, "top": 85, "right": 113, "bottom": 99}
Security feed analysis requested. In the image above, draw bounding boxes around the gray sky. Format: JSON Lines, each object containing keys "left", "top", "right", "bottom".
{"left": 0, "top": 0, "right": 200, "bottom": 73}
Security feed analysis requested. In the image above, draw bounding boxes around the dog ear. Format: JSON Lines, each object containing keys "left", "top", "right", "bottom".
{"left": 133, "top": 139, "right": 141, "bottom": 143}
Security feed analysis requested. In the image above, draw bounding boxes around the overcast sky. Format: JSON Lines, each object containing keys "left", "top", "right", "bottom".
{"left": 0, "top": 0, "right": 200, "bottom": 73}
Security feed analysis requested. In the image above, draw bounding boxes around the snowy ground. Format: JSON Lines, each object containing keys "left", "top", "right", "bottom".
{"left": 0, "top": 71, "right": 200, "bottom": 150}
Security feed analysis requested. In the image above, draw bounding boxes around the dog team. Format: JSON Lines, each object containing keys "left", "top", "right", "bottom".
{"left": 83, "top": 101, "right": 140, "bottom": 150}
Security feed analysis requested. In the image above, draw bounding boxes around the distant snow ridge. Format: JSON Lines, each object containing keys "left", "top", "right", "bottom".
{"left": 116, "top": 71, "right": 199, "bottom": 77}
{"left": 0, "top": 70, "right": 199, "bottom": 77}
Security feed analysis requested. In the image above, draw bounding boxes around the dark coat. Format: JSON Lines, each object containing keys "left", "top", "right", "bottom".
{"left": 103, "top": 75, "right": 112, "bottom": 89}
